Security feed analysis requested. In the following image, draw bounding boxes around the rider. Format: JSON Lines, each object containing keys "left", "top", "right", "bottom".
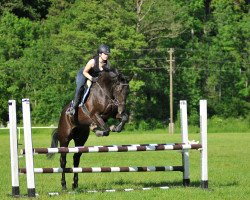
{"left": 67, "top": 44, "right": 111, "bottom": 116}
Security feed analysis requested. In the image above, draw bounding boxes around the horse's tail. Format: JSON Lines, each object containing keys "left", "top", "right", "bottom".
{"left": 46, "top": 128, "right": 59, "bottom": 159}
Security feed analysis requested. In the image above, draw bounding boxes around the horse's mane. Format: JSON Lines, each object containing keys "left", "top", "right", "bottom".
{"left": 98, "top": 68, "right": 126, "bottom": 83}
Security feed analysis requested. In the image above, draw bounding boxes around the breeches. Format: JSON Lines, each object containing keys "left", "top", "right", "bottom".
{"left": 73, "top": 70, "right": 86, "bottom": 106}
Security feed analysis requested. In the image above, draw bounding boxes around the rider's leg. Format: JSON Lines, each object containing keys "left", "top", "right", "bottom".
{"left": 79, "top": 80, "right": 92, "bottom": 106}
{"left": 68, "top": 70, "right": 86, "bottom": 116}
{"left": 72, "top": 87, "right": 84, "bottom": 109}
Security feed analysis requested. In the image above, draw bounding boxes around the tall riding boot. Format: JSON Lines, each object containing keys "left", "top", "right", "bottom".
{"left": 68, "top": 89, "right": 83, "bottom": 116}
{"left": 79, "top": 87, "right": 89, "bottom": 107}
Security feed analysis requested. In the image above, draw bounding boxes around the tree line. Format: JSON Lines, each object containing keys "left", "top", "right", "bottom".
{"left": 0, "top": 0, "right": 249, "bottom": 128}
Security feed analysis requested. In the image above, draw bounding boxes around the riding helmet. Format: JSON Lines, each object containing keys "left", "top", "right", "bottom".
{"left": 98, "top": 44, "right": 110, "bottom": 54}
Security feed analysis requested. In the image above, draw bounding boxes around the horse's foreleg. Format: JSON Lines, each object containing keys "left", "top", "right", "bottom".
{"left": 72, "top": 152, "right": 82, "bottom": 189}
{"left": 60, "top": 153, "right": 67, "bottom": 190}
{"left": 111, "top": 113, "right": 129, "bottom": 132}
{"left": 92, "top": 114, "right": 110, "bottom": 136}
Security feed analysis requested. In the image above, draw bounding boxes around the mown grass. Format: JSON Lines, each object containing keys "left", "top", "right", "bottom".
{"left": 0, "top": 129, "right": 249, "bottom": 200}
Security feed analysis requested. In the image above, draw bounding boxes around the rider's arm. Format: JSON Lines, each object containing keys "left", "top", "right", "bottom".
{"left": 83, "top": 59, "right": 95, "bottom": 81}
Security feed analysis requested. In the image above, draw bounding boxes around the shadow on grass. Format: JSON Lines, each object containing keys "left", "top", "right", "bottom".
{"left": 72, "top": 180, "right": 207, "bottom": 194}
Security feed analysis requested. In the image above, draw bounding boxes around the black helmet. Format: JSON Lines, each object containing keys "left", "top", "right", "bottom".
{"left": 98, "top": 44, "right": 110, "bottom": 54}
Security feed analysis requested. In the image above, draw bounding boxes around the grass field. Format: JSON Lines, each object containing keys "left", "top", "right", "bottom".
{"left": 1, "top": 129, "right": 250, "bottom": 200}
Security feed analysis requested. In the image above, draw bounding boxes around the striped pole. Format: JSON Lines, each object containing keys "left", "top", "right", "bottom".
{"left": 9, "top": 100, "right": 20, "bottom": 197}
{"left": 19, "top": 166, "right": 183, "bottom": 174}
{"left": 22, "top": 99, "right": 36, "bottom": 197}
{"left": 180, "top": 100, "right": 190, "bottom": 186}
{"left": 20, "top": 143, "right": 201, "bottom": 155}
{"left": 200, "top": 100, "right": 208, "bottom": 188}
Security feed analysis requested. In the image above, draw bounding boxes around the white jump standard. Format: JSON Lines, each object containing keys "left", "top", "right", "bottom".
{"left": 22, "top": 99, "right": 36, "bottom": 197}
{"left": 9, "top": 99, "right": 208, "bottom": 197}
{"left": 200, "top": 100, "right": 208, "bottom": 188}
{"left": 8, "top": 100, "right": 20, "bottom": 197}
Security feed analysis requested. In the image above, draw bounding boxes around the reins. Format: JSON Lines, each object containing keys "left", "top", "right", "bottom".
{"left": 95, "top": 82, "right": 120, "bottom": 107}
{"left": 95, "top": 77, "right": 129, "bottom": 107}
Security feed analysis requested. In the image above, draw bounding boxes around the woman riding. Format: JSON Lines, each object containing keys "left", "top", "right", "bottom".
{"left": 67, "top": 44, "right": 111, "bottom": 116}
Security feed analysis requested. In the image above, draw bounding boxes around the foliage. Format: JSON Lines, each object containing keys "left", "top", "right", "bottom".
{"left": 0, "top": 0, "right": 249, "bottom": 126}
{"left": 0, "top": 0, "right": 51, "bottom": 20}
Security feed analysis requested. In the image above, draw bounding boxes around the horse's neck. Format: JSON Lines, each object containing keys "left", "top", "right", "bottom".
{"left": 98, "top": 81, "right": 113, "bottom": 96}
{"left": 97, "top": 75, "right": 113, "bottom": 94}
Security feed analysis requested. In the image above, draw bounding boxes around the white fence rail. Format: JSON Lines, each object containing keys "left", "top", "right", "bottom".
{"left": 0, "top": 126, "right": 57, "bottom": 140}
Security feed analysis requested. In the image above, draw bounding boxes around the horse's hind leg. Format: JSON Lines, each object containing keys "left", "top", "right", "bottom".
{"left": 59, "top": 137, "right": 70, "bottom": 190}
{"left": 72, "top": 152, "right": 82, "bottom": 189}
{"left": 72, "top": 127, "right": 90, "bottom": 189}
{"left": 60, "top": 152, "right": 67, "bottom": 190}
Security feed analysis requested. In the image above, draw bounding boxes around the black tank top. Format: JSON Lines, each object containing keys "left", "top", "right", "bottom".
{"left": 88, "top": 56, "right": 110, "bottom": 77}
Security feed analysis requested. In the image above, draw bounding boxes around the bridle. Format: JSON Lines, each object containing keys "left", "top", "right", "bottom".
{"left": 95, "top": 81, "right": 129, "bottom": 108}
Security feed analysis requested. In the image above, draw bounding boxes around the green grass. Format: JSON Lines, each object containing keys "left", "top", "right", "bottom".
{"left": 1, "top": 129, "right": 250, "bottom": 199}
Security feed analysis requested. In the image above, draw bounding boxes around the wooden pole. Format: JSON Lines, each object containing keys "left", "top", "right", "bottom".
{"left": 168, "top": 48, "right": 174, "bottom": 134}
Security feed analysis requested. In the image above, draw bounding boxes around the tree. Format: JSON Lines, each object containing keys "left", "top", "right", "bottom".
{"left": 0, "top": 12, "right": 41, "bottom": 124}
{"left": 8, "top": 0, "right": 146, "bottom": 123}
{"left": 0, "top": 0, "right": 51, "bottom": 20}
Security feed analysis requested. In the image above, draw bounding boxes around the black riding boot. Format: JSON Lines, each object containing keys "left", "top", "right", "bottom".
{"left": 68, "top": 88, "right": 84, "bottom": 116}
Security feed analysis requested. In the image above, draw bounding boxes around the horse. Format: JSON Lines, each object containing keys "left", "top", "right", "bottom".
{"left": 48, "top": 70, "right": 130, "bottom": 190}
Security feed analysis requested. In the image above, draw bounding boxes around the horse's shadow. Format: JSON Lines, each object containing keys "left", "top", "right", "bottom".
{"left": 73, "top": 180, "right": 205, "bottom": 193}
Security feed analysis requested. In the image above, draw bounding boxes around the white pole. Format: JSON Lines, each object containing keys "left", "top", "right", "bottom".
{"left": 22, "top": 99, "right": 36, "bottom": 197}
{"left": 180, "top": 100, "right": 190, "bottom": 186}
{"left": 8, "top": 100, "right": 20, "bottom": 196}
{"left": 200, "top": 100, "right": 208, "bottom": 188}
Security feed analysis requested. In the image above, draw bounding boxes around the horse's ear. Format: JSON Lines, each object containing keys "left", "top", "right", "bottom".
{"left": 120, "top": 72, "right": 134, "bottom": 82}
{"left": 109, "top": 71, "right": 118, "bottom": 78}
{"left": 113, "top": 68, "right": 119, "bottom": 74}
{"left": 108, "top": 68, "right": 120, "bottom": 78}
{"left": 118, "top": 73, "right": 131, "bottom": 83}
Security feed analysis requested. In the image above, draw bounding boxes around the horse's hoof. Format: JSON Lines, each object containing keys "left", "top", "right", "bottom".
{"left": 95, "top": 130, "right": 104, "bottom": 137}
{"left": 114, "top": 126, "right": 122, "bottom": 132}
{"left": 95, "top": 130, "right": 110, "bottom": 137}
{"left": 103, "top": 131, "right": 110, "bottom": 136}
{"left": 110, "top": 125, "right": 116, "bottom": 132}
{"left": 110, "top": 125, "right": 122, "bottom": 132}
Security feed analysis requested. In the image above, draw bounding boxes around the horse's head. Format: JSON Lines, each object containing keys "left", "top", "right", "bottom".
{"left": 97, "top": 69, "right": 130, "bottom": 115}
{"left": 112, "top": 72, "right": 130, "bottom": 115}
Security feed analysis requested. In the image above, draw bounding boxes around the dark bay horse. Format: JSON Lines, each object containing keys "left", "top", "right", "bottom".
{"left": 48, "top": 70, "right": 130, "bottom": 189}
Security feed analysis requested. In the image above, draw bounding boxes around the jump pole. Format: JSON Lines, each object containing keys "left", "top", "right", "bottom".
{"left": 200, "top": 100, "right": 208, "bottom": 188}
{"left": 8, "top": 100, "right": 20, "bottom": 197}
{"left": 180, "top": 100, "right": 190, "bottom": 186}
{"left": 22, "top": 99, "right": 36, "bottom": 197}
{"left": 20, "top": 143, "right": 202, "bottom": 154}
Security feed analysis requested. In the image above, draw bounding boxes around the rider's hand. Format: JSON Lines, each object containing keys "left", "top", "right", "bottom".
{"left": 91, "top": 77, "right": 98, "bottom": 82}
